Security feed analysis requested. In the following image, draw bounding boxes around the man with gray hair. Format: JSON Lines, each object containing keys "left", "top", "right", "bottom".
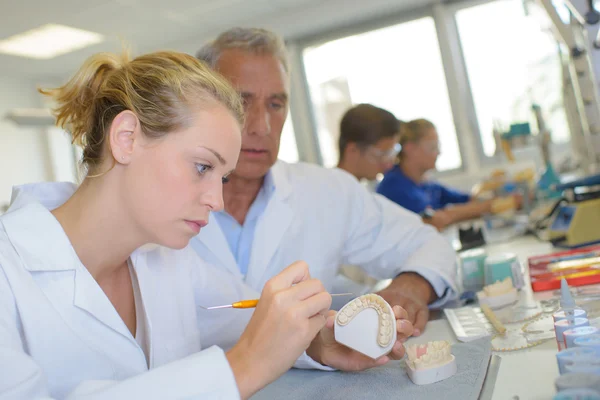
{"left": 191, "top": 27, "right": 457, "bottom": 337}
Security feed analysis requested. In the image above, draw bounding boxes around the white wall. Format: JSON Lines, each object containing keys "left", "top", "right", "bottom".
{"left": 0, "top": 77, "right": 52, "bottom": 208}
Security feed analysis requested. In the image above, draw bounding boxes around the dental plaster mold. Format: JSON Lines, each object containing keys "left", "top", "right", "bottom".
{"left": 476, "top": 277, "right": 518, "bottom": 309}
{"left": 334, "top": 294, "right": 396, "bottom": 359}
{"left": 405, "top": 341, "right": 457, "bottom": 385}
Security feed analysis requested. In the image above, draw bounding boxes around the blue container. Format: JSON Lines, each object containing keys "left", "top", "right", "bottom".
{"left": 460, "top": 248, "right": 487, "bottom": 292}
{"left": 554, "top": 388, "right": 600, "bottom": 400}
{"left": 556, "top": 347, "right": 597, "bottom": 375}
{"left": 575, "top": 335, "right": 600, "bottom": 355}
{"left": 484, "top": 253, "right": 524, "bottom": 288}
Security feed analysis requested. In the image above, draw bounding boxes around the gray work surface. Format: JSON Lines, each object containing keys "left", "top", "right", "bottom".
{"left": 251, "top": 338, "right": 493, "bottom": 400}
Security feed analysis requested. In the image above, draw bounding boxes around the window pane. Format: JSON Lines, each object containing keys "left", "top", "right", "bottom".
{"left": 279, "top": 113, "right": 299, "bottom": 163}
{"left": 303, "top": 17, "right": 462, "bottom": 171}
{"left": 457, "top": 0, "right": 570, "bottom": 157}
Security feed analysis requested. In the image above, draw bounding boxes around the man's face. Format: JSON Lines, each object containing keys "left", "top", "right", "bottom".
{"left": 214, "top": 49, "right": 290, "bottom": 180}
{"left": 356, "top": 136, "right": 400, "bottom": 180}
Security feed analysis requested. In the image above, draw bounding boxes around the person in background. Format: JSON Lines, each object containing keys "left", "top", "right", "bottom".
{"left": 335, "top": 104, "right": 408, "bottom": 295}
{"left": 193, "top": 27, "right": 458, "bottom": 335}
{"left": 337, "top": 103, "right": 401, "bottom": 183}
{"left": 0, "top": 50, "right": 412, "bottom": 400}
{"left": 377, "top": 118, "right": 519, "bottom": 231}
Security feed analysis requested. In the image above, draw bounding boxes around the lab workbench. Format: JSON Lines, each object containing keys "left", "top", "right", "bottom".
{"left": 420, "top": 234, "right": 579, "bottom": 400}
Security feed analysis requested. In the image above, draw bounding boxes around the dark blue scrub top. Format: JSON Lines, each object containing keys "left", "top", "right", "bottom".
{"left": 377, "top": 165, "right": 470, "bottom": 214}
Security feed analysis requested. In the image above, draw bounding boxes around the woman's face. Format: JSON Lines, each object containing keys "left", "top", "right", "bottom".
{"left": 123, "top": 104, "right": 241, "bottom": 249}
{"left": 409, "top": 128, "right": 440, "bottom": 172}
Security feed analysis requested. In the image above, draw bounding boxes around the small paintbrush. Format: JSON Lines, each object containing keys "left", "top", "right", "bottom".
{"left": 200, "top": 292, "right": 355, "bottom": 310}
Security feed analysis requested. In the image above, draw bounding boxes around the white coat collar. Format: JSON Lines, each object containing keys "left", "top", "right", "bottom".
{"left": 191, "top": 161, "right": 294, "bottom": 282}
{"left": 269, "top": 160, "right": 293, "bottom": 201}
{"left": 3, "top": 182, "right": 80, "bottom": 272}
{"left": 1, "top": 182, "right": 149, "bottom": 348}
{"left": 245, "top": 162, "right": 294, "bottom": 285}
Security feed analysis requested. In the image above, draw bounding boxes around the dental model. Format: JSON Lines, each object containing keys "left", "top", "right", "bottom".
{"left": 405, "top": 341, "right": 457, "bottom": 385}
{"left": 334, "top": 294, "right": 396, "bottom": 359}
{"left": 476, "top": 277, "right": 518, "bottom": 309}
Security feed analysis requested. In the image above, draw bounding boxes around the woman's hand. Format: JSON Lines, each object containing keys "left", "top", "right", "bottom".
{"left": 226, "top": 261, "right": 331, "bottom": 400}
{"left": 422, "top": 209, "right": 452, "bottom": 232}
{"left": 306, "top": 305, "right": 414, "bottom": 371}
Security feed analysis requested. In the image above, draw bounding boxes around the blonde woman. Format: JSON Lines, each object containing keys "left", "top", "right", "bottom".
{"left": 377, "top": 119, "right": 519, "bottom": 231}
{"left": 0, "top": 51, "right": 412, "bottom": 399}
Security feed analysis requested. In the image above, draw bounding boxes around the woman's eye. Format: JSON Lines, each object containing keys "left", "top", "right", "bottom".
{"left": 196, "top": 164, "right": 212, "bottom": 175}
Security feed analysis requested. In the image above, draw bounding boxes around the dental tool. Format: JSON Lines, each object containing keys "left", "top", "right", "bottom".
{"left": 200, "top": 292, "right": 355, "bottom": 310}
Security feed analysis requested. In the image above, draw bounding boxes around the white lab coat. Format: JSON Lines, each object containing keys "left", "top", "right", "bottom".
{"left": 0, "top": 183, "right": 325, "bottom": 400}
{"left": 190, "top": 161, "right": 458, "bottom": 310}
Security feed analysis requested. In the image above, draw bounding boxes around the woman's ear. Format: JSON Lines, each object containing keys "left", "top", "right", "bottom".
{"left": 401, "top": 142, "right": 415, "bottom": 157}
{"left": 108, "top": 110, "right": 139, "bottom": 164}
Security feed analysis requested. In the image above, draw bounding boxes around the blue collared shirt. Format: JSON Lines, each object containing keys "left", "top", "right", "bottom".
{"left": 377, "top": 165, "right": 470, "bottom": 214}
{"left": 214, "top": 172, "right": 276, "bottom": 276}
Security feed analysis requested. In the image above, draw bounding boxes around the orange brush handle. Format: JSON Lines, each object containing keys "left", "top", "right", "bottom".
{"left": 231, "top": 299, "right": 260, "bottom": 309}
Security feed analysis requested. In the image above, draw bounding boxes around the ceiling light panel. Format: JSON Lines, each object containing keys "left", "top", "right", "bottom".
{"left": 0, "top": 24, "right": 103, "bottom": 59}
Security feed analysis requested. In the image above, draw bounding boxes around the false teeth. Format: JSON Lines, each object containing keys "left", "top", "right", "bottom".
{"left": 477, "top": 277, "right": 518, "bottom": 309}
{"left": 483, "top": 277, "right": 514, "bottom": 297}
{"left": 336, "top": 293, "right": 394, "bottom": 347}
{"left": 405, "top": 341, "right": 457, "bottom": 385}
{"left": 334, "top": 294, "right": 397, "bottom": 360}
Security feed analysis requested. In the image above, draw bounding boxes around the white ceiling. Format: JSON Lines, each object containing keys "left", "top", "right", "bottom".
{"left": 0, "top": 0, "right": 437, "bottom": 82}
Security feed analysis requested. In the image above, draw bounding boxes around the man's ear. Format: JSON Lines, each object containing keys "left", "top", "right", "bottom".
{"left": 108, "top": 110, "right": 139, "bottom": 164}
{"left": 345, "top": 142, "right": 362, "bottom": 157}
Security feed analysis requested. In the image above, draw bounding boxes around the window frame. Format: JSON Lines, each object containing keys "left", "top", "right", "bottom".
{"left": 449, "top": 0, "right": 573, "bottom": 166}
{"left": 290, "top": 3, "right": 469, "bottom": 174}
{"left": 284, "top": 0, "right": 573, "bottom": 178}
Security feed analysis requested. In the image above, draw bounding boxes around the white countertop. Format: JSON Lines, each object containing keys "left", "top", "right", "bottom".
{"left": 414, "top": 234, "right": 593, "bottom": 400}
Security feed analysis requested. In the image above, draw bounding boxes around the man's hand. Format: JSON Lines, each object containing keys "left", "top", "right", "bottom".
{"left": 306, "top": 306, "right": 413, "bottom": 371}
{"left": 376, "top": 272, "right": 437, "bottom": 336}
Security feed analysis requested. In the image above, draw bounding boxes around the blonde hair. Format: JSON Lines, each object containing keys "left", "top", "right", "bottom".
{"left": 40, "top": 50, "right": 244, "bottom": 175}
{"left": 398, "top": 118, "right": 436, "bottom": 161}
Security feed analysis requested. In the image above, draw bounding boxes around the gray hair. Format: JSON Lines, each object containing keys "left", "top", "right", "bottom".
{"left": 196, "top": 27, "right": 289, "bottom": 73}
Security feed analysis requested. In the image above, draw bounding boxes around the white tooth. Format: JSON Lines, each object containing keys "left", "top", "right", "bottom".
{"left": 382, "top": 313, "right": 389, "bottom": 321}
{"left": 382, "top": 319, "right": 390, "bottom": 327}
{"left": 378, "top": 336, "right": 390, "bottom": 347}
{"left": 344, "top": 307, "right": 354, "bottom": 317}
{"left": 351, "top": 302, "right": 358, "bottom": 311}
{"left": 337, "top": 313, "right": 348, "bottom": 324}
